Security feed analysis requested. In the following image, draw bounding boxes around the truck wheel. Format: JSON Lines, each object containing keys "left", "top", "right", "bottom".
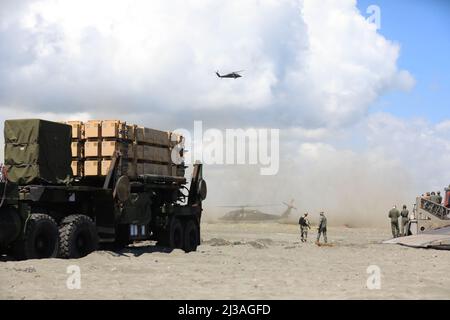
{"left": 59, "top": 215, "right": 98, "bottom": 259}
{"left": 183, "top": 220, "right": 199, "bottom": 253}
{"left": 12, "top": 214, "right": 59, "bottom": 260}
{"left": 169, "top": 218, "right": 184, "bottom": 249}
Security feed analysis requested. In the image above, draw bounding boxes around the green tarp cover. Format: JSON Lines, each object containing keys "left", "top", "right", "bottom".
{"left": 4, "top": 119, "right": 73, "bottom": 185}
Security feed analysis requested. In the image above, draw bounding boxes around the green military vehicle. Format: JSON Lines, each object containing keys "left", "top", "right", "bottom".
{"left": 0, "top": 119, "right": 207, "bottom": 260}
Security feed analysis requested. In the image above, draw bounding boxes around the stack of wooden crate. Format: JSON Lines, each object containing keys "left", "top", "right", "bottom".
{"left": 136, "top": 126, "right": 171, "bottom": 176}
{"left": 84, "top": 120, "right": 136, "bottom": 178}
{"left": 66, "top": 121, "right": 85, "bottom": 177}
{"left": 64, "top": 120, "right": 185, "bottom": 179}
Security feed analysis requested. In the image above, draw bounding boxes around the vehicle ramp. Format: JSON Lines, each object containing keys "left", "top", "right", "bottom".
{"left": 383, "top": 226, "right": 450, "bottom": 250}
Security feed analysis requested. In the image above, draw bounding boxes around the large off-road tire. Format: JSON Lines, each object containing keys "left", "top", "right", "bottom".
{"left": 183, "top": 220, "right": 199, "bottom": 253}
{"left": 58, "top": 215, "right": 98, "bottom": 259}
{"left": 12, "top": 214, "right": 59, "bottom": 260}
{"left": 156, "top": 218, "right": 184, "bottom": 249}
{"left": 169, "top": 218, "right": 184, "bottom": 249}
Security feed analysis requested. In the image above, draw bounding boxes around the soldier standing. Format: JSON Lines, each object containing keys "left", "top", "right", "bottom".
{"left": 316, "top": 212, "right": 328, "bottom": 244}
{"left": 423, "top": 192, "right": 432, "bottom": 211}
{"left": 430, "top": 192, "right": 437, "bottom": 203}
{"left": 388, "top": 205, "right": 400, "bottom": 238}
{"left": 437, "top": 191, "right": 443, "bottom": 205}
{"left": 400, "top": 205, "right": 409, "bottom": 236}
{"left": 299, "top": 213, "right": 311, "bottom": 242}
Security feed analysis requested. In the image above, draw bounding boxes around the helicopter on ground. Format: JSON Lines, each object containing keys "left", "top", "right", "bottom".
{"left": 216, "top": 70, "right": 243, "bottom": 79}
{"left": 219, "top": 199, "right": 297, "bottom": 222}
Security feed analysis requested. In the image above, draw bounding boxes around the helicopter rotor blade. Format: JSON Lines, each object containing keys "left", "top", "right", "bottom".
{"left": 217, "top": 204, "right": 279, "bottom": 208}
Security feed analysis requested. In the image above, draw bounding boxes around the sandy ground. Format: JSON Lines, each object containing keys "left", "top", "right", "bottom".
{"left": 1, "top": 222, "right": 450, "bottom": 300}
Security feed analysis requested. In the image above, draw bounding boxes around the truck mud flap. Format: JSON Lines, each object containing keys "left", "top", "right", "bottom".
{"left": 91, "top": 189, "right": 116, "bottom": 242}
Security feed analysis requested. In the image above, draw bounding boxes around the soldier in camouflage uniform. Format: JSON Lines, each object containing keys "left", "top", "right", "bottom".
{"left": 388, "top": 205, "right": 400, "bottom": 238}
{"left": 437, "top": 191, "right": 443, "bottom": 205}
{"left": 400, "top": 205, "right": 409, "bottom": 236}
{"left": 316, "top": 212, "right": 328, "bottom": 244}
{"left": 430, "top": 192, "right": 438, "bottom": 203}
{"left": 299, "top": 213, "right": 311, "bottom": 242}
{"left": 423, "top": 192, "right": 432, "bottom": 211}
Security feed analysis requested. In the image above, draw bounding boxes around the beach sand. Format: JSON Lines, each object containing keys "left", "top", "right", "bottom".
{"left": 1, "top": 222, "right": 450, "bottom": 299}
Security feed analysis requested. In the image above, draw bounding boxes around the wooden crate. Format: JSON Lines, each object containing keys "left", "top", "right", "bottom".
{"left": 67, "top": 121, "right": 84, "bottom": 140}
{"left": 71, "top": 161, "right": 83, "bottom": 177}
{"left": 101, "top": 160, "right": 111, "bottom": 176}
{"left": 136, "top": 127, "right": 170, "bottom": 146}
{"left": 101, "top": 120, "right": 126, "bottom": 139}
{"left": 125, "top": 160, "right": 137, "bottom": 178}
{"left": 136, "top": 145, "right": 144, "bottom": 160}
{"left": 85, "top": 120, "right": 102, "bottom": 139}
{"left": 126, "top": 125, "right": 136, "bottom": 141}
{"left": 127, "top": 144, "right": 136, "bottom": 159}
{"left": 84, "top": 160, "right": 100, "bottom": 176}
{"left": 71, "top": 141, "right": 83, "bottom": 159}
{"left": 85, "top": 141, "right": 101, "bottom": 158}
{"left": 137, "top": 163, "right": 145, "bottom": 175}
{"left": 118, "top": 161, "right": 174, "bottom": 177}
{"left": 143, "top": 145, "right": 171, "bottom": 163}
{"left": 135, "top": 127, "right": 145, "bottom": 143}
{"left": 101, "top": 141, "right": 135, "bottom": 158}
{"left": 100, "top": 159, "right": 137, "bottom": 178}
{"left": 101, "top": 140, "right": 122, "bottom": 157}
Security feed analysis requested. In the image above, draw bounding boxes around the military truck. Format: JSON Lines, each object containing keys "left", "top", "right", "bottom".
{"left": 0, "top": 119, "right": 207, "bottom": 260}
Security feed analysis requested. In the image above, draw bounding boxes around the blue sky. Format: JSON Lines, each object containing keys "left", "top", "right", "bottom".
{"left": 357, "top": 0, "right": 450, "bottom": 123}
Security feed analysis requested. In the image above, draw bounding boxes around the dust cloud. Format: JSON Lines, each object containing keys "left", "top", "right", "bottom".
{"left": 202, "top": 149, "right": 417, "bottom": 228}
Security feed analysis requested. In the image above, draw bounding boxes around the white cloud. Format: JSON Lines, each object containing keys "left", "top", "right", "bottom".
{"left": 0, "top": 0, "right": 413, "bottom": 130}
{"left": 435, "top": 120, "right": 450, "bottom": 133}
{"left": 366, "top": 113, "right": 450, "bottom": 190}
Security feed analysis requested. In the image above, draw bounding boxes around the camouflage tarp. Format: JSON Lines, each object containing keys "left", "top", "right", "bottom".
{"left": 4, "top": 119, "right": 73, "bottom": 185}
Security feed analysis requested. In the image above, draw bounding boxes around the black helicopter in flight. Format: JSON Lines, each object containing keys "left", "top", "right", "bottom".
{"left": 216, "top": 70, "right": 244, "bottom": 79}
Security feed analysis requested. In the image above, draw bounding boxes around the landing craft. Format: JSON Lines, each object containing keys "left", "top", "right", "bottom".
{"left": 384, "top": 190, "right": 450, "bottom": 250}
{"left": 216, "top": 70, "right": 243, "bottom": 79}
{"left": 219, "top": 199, "right": 296, "bottom": 222}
